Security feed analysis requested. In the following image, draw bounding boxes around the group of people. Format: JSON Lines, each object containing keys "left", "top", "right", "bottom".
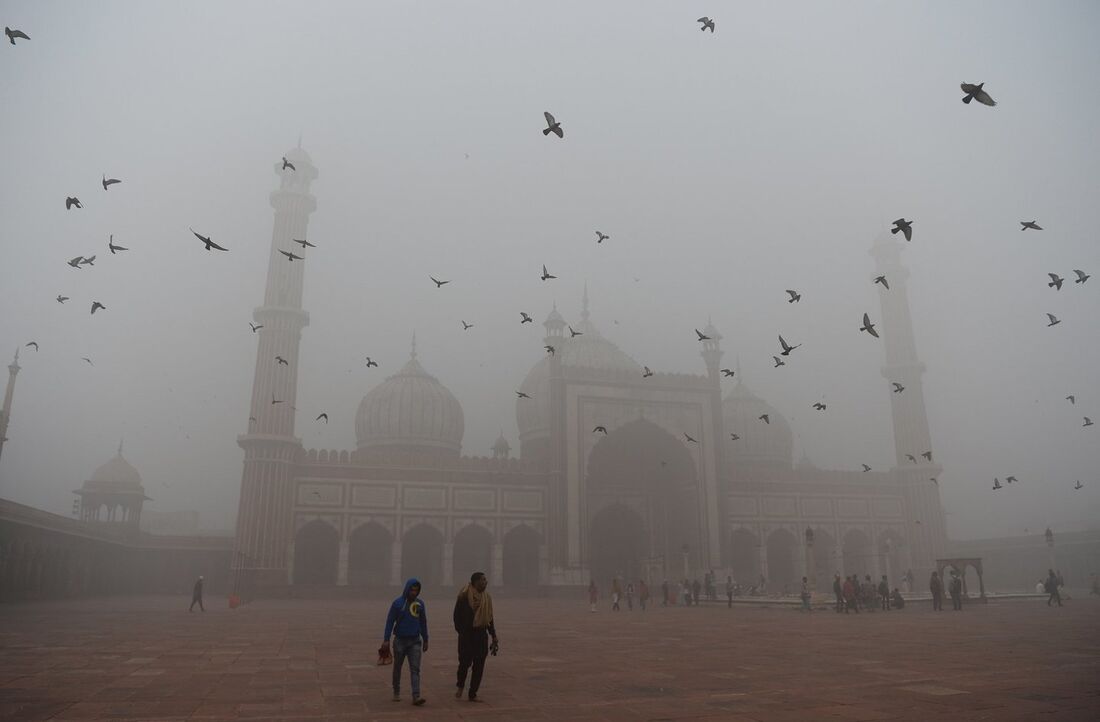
{"left": 832, "top": 573, "right": 906, "bottom": 613}
{"left": 595, "top": 578, "right": 653, "bottom": 611}
{"left": 928, "top": 570, "right": 966, "bottom": 610}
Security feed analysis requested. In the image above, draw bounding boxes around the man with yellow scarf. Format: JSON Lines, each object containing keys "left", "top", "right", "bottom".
{"left": 453, "top": 571, "right": 498, "bottom": 702}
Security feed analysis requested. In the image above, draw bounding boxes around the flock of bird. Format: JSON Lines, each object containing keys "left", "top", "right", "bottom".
{"left": 6, "top": 16, "right": 1093, "bottom": 499}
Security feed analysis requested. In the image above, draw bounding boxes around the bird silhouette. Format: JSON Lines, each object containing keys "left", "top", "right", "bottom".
{"left": 697, "top": 16, "right": 715, "bottom": 32}
{"left": 25, "top": 341, "right": 38, "bottom": 351}
{"left": 569, "top": 326, "right": 582, "bottom": 338}
{"left": 860, "top": 313, "right": 879, "bottom": 337}
{"left": 960, "top": 82, "right": 996, "bottom": 106}
{"left": 520, "top": 312, "right": 533, "bottom": 324}
{"left": 275, "top": 356, "right": 288, "bottom": 365}
{"left": 516, "top": 391, "right": 531, "bottom": 399}
{"left": 930, "top": 478, "right": 939, "bottom": 485}
{"left": 279, "top": 250, "right": 303, "bottom": 261}
{"left": 1066, "top": 395, "right": 1075, "bottom": 404}
{"left": 593, "top": 426, "right": 608, "bottom": 435}
{"left": 190, "top": 228, "right": 228, "bottom": 251}
{"left": 1046, "top": 313, "right": 1061, "bottom": 327}
{"left": 892, "top": 382, "right": 905, "bottom": 393}
{"left": 544, "top": 345, "right": 555, "bottom": 356}
{"left": 992, "top": 478, "right": 1002, "bottom": 490}
{"left": 785, "top": 289, "right": 801, "bottom": 303}
{"left": 720, "top": 368, "right": 735, "bottom": 377}
{"left": 1020, "top": 221, "right": 1042, "bottom": 231}
{"left": 67, "top": 257, "right": 84, "bottom": 269}
{"left": 874, "top": 275, "right": 889, "bottom": 289}
{"left": 906, "top": 454, "right": 917, "bottom": 463}
{"left": 1048, "top": 273, "right": 1064, "bottom": 290}
{"left": 90, "top": 301, "right": 106, "bottom": 314}
{"left": 595, "top": 231, "right": 610, "bottom": 243}
{"left": 684, "top": 433, "right": 698, "bottom": 443}
{"left": 922, "top": 451, "right": 932, "bottom": 461}
{"left": 365, "top": 357, "right": 379, "bottom": 368}
{"left": 778, "top": 335, "right": 801, "bottom": 356}
{"left": 462, "top": 320, "right": 474, "bottom": 330}
{"left": 758, "top": 414, "right": 770, "bottom": 424}
{"left": 812, "top": 402, "right": 826, "bottom": 411}
{"left": 1075, "top": 480, "right": 1083, "bottom": 490}
{"left": 642, "top": 366, "right": 654, "bottom": 378}
{"left": 730, "top": 433, "right": 740, "bottom": 441}
{"left": 316, "top": 413, "right": 328, "bottom": 423}
{"left": 773, "top": 356, "right": 785, "bottom": 368}
{"left": 1005, "top": 476, "right": 1017, "bottom": 484}
{"left": 79, "top": 255, "right": 95, "bottom": 266}
{"left": 81, "top": 357, "right": 93, "bottom": 366}
{"left": 1073, "top": 269, "right": 1090, "bottom": 284}
{"left": 102, "top": 175, "right": 121, "bottom": 190}
{"left": 1085, "top": 417, "right": 1094, "bottom": 427}
{"left": 250, "top": 323, "right": 263, "bottom": 333}
{"left": 861, "top": 464, "right": 871, "bottom": 473}
{"left": 542, "top": 111, "right": 563, "bottom": 138}
{"left": 541, "top": 264, "right": 556, "bottom": 281}
{"left": 65, "top": 197, "right": 82, "bottom": 210}
{"left": 56, "top": 295, "right": 69, "bottom": 304}
{"left": 281, "top": 156, "right": 296, "bottom": 171}
{"left": 293, "top": 238, "right": 317, "bottom": 248}
{"left": 891, "top": 218, "right": 913, "bottom": 242}
{"left": 5, "top": 26, "right": 31, "bottom": 44}
{"left": 430, "top": 276, "right": 450, "bottom": 287}
{"left": 695, "top": 328, "right": 710, "bottom": 341}
{"left": 108, "top": 235, "right": 128, "bottom": 254}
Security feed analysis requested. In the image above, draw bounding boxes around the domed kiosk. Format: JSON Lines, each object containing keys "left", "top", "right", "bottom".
{"left": 74, "top": 442, "right": 151, "bottom": 526}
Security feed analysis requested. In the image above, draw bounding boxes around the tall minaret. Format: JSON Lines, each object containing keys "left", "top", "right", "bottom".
{"left": 0, "top": 348, "right": 20, "bottom": 464}
{"left": 233, "top": 146, "right": 318, "bottom": 591}
{"left": 870, "top": 233, "right": 946, "bottom": 579}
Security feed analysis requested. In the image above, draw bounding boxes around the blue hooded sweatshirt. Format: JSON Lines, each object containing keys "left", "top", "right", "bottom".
{"left": 384, "top": 578, "right": 429, "bottom": 641}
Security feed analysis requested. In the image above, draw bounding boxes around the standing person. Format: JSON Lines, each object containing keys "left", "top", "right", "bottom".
{"left": 878, "top": 575, "right": 890, "bottom": 611}
{"left": 800, "top": 576, "right": 811, "bottom": 612}
{"left": 189, "top": 576, "right": 205, "bottom": 612}
{"left": 726, "top": 575, "right": 734, "bottom": 609}
{"left": 1046, "top": 569, "right": 1063, "bottom": 607}
{"left": 949, "top": 572, "right": 963, "bottom": 611}
{"left": 681, "top": 579, "right": 692, "bottom": 606}
{"left": 382, "top": 578, "right": 429, "bottom": 706}
{"left": 833, "top": 573, "right": 843, "bottom": 613}
{"left": 661, "top": 579, "right": 670, "bottom": 606}
{"left": 930, "top": 571, "right": 944, "bottom": 611}
{"left": 842, "top": 575, "right": 858, "bottom": 614}
{"left": 863, "top": 575, "right": 877, "bottom": 613}
{"left": 588, "top": 579, "right": 599, "bottom": 613}
{"left": 610, "top": 578, "right": 622, "bottom": 611}
{"left": 453, "top": 572, "right": 498, "bottom": 703}
{"left": 625, "top": 581, "right": 635, "bottom": 611}
{"left": 638, "top": 580, "right": 649, "bottom": 611}
{"left": 692, "top": 578, "right": 701, "bottom": 606}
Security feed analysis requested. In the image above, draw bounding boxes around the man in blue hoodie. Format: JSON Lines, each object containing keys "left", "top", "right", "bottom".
{"left": 382, "top": 578, "right": 429, "bottom": 706}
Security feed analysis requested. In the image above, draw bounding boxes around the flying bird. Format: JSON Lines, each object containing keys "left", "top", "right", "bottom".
{"left": 1085, "top": 417, "right": 1094, "bottom": 427}
{"left": 812, "top": 402, "right": 826, "bottom": 411}
{"left": 516, "top": 390, "right": 531, "bottom": 399}
{"left": 992, "top": 478, "right": 1003, "bottom": 490}
{"left": 250, "top": 323, "right": 262, "bottom": 333}
{"left": 861, "top": 464, "right": 872, "bottom": 473}
{"left": 430, "top": 276, "right": 450, "bottom": 287}
{"left": 892, "top": 382, "right": 905, "bottom": 393}
{"left": 190, "top": 228, "right": 228, "bottom": 251}
{"left": 275, "top": 356, "right": 288, "bottom": 365}
{"left": 758, "top": 414, "right": 770, "bottom": 424}
{"left": 1048, "top": 273, "right": 1064, "bottom": 290}
{"left": 694, "top": 328, "right": 710, "bottom": 341}
{"left": 102, "top": 175, "right": 121, "bottom": 190}
{"left": 720, "top": 368, "right": 735, "bottom": 377}
{"left": 544, "top": 345, "right": 555, "bottom": 356}
{"left": 520, "top": 312, "right": 533, "bottom": 324}
{"left": 79, "top": 255, "right": 95, "bottom": 266}
{"left": 595, "top": 231, "right": 609, "bottom": 243}
{"left": 281, "top": 156, "right": 296, "bottom": 171}
{"left": 81, "top": 357, "right": 94, "bottom": 366}
{"left": 569, "top": 326, "right": 582, "bottom": 338}
{"left": 922, "top": 451, "right": 933, "bottom": 461}
{"left": 697, "top": 16, "right": 715, "bottom": 32}
{"left": 90, "top": 301, "right": 106, "bottom": 314}
{"left": 365, "top": 357, "right": 379, "bottom": 367}
{"left": 960, "top": 82, "right": 996, "bottom": 106}
{"left": 65, "top": 197, "right": 82, "bottom": 210}
{"left": 1073, "top": 269, "right": 1090, "bottom": 284}
{"left": 1075, "top": 480, "right": 1083, "bottom": 490}
{"left": 785, "top": 289, "right": 801, "bottom": 303}
{"left": 293, "top": 238, "right": 316, "bottom": 248}
{"left": 67, "top": 257, "right": 84, "bottom": 269}
{"left": 316, "top": 413, "right": 328, "bottom": 423}
{"left": 5, "top": 26, "right": 31, "bottom": 44}
{"left": 860, "top": 313, "right": 879, "bottom": 338}
{"left": 772, "top": 356, "right": 785, "bottom": 368}
{"left": 108, "top": 235, "right": 128, "bottom": 254}
{"left": 1066, "top": 395, "right": 1075, "bottom": 404}
{"left": 542, "top": 111, "right": 563, "bottom": 138}
{"left": 778, "top": 335, "right": 801, "bottom": 356}
{"left": 461, "top": 320, "right": 474, "bottom": 330}
{"left": 906, "top": 454, "right": 917, "bottom": 463}
{"left": 25, "top": 341, "right": 38, "bottom": 351}
{"left": 891, "top": 218, "right": 913, "bottom": 242}
{"left": 642, "top": 366, "right": 654, "bottom": 378}
{"left": 1020, "top": 220, "right": 1042, "bottom": 231}
{"left": 1005, "top": 476, "right": 1017, "bottom": 484}
{"left": 279, "top": 250, "right": 303, "bottom": 261}
{"left": 874, "top": 275, "right": 889, "bottom": 289}
{"left": 930, "top": 478, "right": 939, "bottom": 486}
{"left": 541, "top": 264, "right": 556, "bottom": 281}
{"left": 730, "top": 433, "right": 740, "bottom": 441}
{"left": 593, "top": 426, "right": 608, "bottom": 435}
{"left": 56, "top": 295, "right": 69, "bottom": 304}
{"left": 1046, "top": 313, "right": 1061, "bottom": 327}
{"left": 684, "top": 433, "right": 698, "bottom": 443}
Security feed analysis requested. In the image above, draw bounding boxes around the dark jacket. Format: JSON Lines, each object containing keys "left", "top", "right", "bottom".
{"left": 384, "top": 578, "right": 429, "bottom": 641}
{"left": 453, "top": 592, "right": 496, "bottom": 637}
{"left": 192, "top": 578, "right": 203, "bottom": 599}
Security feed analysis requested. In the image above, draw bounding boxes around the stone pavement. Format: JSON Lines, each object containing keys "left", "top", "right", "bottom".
{"left": 1, "top": 594, "right": 1097, "bottom": 721}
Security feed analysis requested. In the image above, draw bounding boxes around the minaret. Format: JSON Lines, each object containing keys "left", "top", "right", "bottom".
{"left": 234, "top": 146, "right": 318, "bottom": 591}
{"left": 0, "top": 348, "right": 20, "bottom": 464}
{"left": 870, "top": 233, "right": 946, "bottom": 579}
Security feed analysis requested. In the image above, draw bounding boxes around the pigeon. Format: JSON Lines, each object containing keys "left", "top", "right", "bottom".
{"left": 316, "top": 413, "right": 328, "bottom": 423}
{"left": 281, "top": 156, "right": 296, "bottom": 171}
{"left": 65, "top": 197, "right": 82, "bottom": 210}
{"left": 1085, "top": 417, "right": 1094, "bottom": 427}
{"left": 1066, "top": 395, "right": 1075, "bottom": 404}
{"left": 697, "top": 16, "right": 715, "bottom": 32}
{"left": 542, "top": 111, "right": 563, "bottom": 138}
{"left": 892, "top": 382, "right": 905, "bottom": 393}
{"left": 25, "top": 341, "right": 38, "bottom": 351}
{"left": 906, "top": 454, "right": 917, "bottom": 463}
{"left": 921, "top": 451, "right": 932, "bottom": 461}
{"left": 778, "top": 335, "right": 801, "bottom": 356}
{"left": 730, "top": 433, "right": 740, "bottom": 441}
{"left": 593, "top": 426, "right": 608, "bottom": 434}
{"left": 773, "top": 356, "right": 785, "bottom": 368}
{"left": 541, "top": 264, "right": 556, "bottom": 281}
{"left": 544, "top": 345, "right": 555, "bottom": 356}
{"left": 516, "top": 391, "right": 531, "bottom": 399}
{"left": 108, "top": 235, "right": 128, "bottom": 254}
{"left": 785, "top": 289, "right": 801, "bottom": 303}
{"left": 960, "top": 82, "right": 996, "bottom": 106}
{"left": 874, "top": 275, "right": 889, "bottom": 289}
{"left": 5, "top": 26, "right": 31, "bottom": 44}
{"left": 1048, "top": 273, "right": 1064, "bottom": 290}
{"left": 81, "top": 357, "right": 94, "bottom": 366}
{"left": 293, "top": 238, "right": 316, "bottom": 248}
{"left": 67, "top": 257, "right": 84, "bottom": 269}
{"left": 1020, "top": 221, "right": 1042, "bottom": 231}
{"left": 102, "top": 175, "right": 121, "bottom": 190}
{"left": 891, "top": 218, "right": 913, "bottom": 242}
{"left": 992, "top": 478, "right": 1002, "bottom": 490}
{"left": 860, "top": 313, "right": 879, "bottom": 337}
{"left": 79, "top": 255, "right": 95, "bottom": 266}
{"left": 595, "top": 231, "right": 609, "bottom": 243}
{"left": 250, "top": 323, "right": 263, "bottom": 333}
{"left": 569, "top": 325, "right": 582, "bottom": 338}
{"left": 862, "top": 464, "right": 872, "bottom": 473}
{"left": 1046, "top": 313, "right": 1061, "bottom": 327}
{"left": 1073, "top": 269, "right": 1090, "bottom": 284}
{"left": 430, "top": 276, "right": 450, "bottom": 287}
{"left": 695, "top": 328, "right": 710, "bottom": 341}
{"left": 930, "top": 478, "right": 939, "bottom": 485}
{"left": 90, "top": 301, "right": 106, "bottom": 314}
{"left": 720, "top": 368, "right": 735, "bottom": 377}
{"left": 272, "top": 394, "right": 283, "bottom": 405}
{"left": 56, "top": 295, "right": 69, "bottom": 304}
{"left": 275, "top": 356, "right": 289, "bottom": 365}
{"left": 462, "top": 320, "right": 474, "bottom": 330}
{"left": 1005, "top": 476, "right": 1017, "bottom": 484}
{"left": 684, "top": 433, "right": 698, "bottom": 443}
{"left": 520, "top": 312, "right": 533, "bottom": 324}
{"left": 642, "top": 366, "right": 654, "bottom": 378}
{"left": 365, "top": 357, "right": 379, "bottom": 368}
{"left": 190, "top": 228, "right": 228, "bottom": 251}
{"left": 812, "top": 402, "right": 826, "bottom": 411}
{"left": 279, "top": 250, "right": 303, "bottom": 261}
{"left": 1075, "top": 480, "right": 1083, "bottom": 490}
{"left": 758, "top": 414, "right": 770, "bottom": 424}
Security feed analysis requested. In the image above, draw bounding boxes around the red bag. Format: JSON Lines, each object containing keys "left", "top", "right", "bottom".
{"left": 228, "top": 594, "right": 241, "bottom": 609}
{"left": 377, "top": 644, "right": 393, "bottom": 666}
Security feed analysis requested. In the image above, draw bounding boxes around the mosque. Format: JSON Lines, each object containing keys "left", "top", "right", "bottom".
{"left": 230, "top": 146, "right": 949, "bottom": 595}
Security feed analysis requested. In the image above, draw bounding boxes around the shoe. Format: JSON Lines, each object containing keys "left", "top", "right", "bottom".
{"left": 412, "top": 697, "right": 426, "bottom": 706}
{"left": 468, "top": 693, "right": 482, "bottom": 702}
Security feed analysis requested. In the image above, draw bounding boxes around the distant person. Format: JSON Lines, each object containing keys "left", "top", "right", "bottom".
{"left": 588, "top": 579, "right": 599, "bottom": 613}
{"left": 800, "top": 576, "right": 811, "bottom": 612}
{"left": 382, "top": 578, "right": 429, "bottom": 706}
{"left": 638, "top": 580, "right": 650, "bottom": 611}
{"left": 903, "top": 569, "right": 914, "bottom": 594}
{"left": 692, "top": 578, "right": 701, "bottom": 605}
{"left": 682, "top": 579, "right": 692, "bottom": 606}
{"left": 626, "top": 581, "right": 635, "bottom": 611}
{"left": 842, "top": 576, "right": 858, "bottom": 614}
{"left": 189, "top": 576, "right": 205, "bottom": 612}
{"left": 949, "top": 572, "right": 963, "bottom": 611}
{"left": 453, "top": 572, "right": 498, "bottom": 703}
{"left": 726, "top": 575, "right": 734, "bottom": 608}
{"left": 878, "top": 575, "right": 890, "bottom": 611}
{"left": 930, "top": 571, "right": 944, "bottom": 611}
{"left": 661, "top": 579, "right": 670, "bottom": 606}
{"left": 890, "top": 588, "right": 906, "bottom": 609}
{"left": 1035, "top": 578, "right": 1046, "bottom": 594}
{"left": 610, "top": 578, "right": 622, "bottom": 611}
{"left": 759, "top": 574, "right": 767, "bottom": 593}
{"left": 833, "top": 573, "right": 843, "bottom": 613}
{"left": 1045, "top": 569, "right": 1062, "bottom": 607}
{"left": 863, "top": 575, "right": 876, "bottom": 612}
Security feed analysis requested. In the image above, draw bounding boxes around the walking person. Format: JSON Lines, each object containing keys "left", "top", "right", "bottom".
{"left": 681, "top": 579, "right": 692, "bottom": 606}
{"left": 692, "top": 578, "right": 701, "bottom": 606}
{"left": 626, "top": 581, "right": 635, "bottom": 611}
{"left": 930, "top": 571, "right": 944, "bottom": 611}
{"left": 726, "top": 575, "right": 734, "bottom": 608}
{"left": 833, "top": 573, "right": 843, "bottom": 613}
{"left": 611, "top": 578, "right": 622, "bottom": 611}
{"left": 588, "top": 579, "right": 599, "bottom": 613}
{"left": 800, "top": 576, "right": 811, "bottom": 612}
{"left": 1045, "top": 569, "right": 1063, "bottom": 607}
{"left": 454, "top": 572, "right": 498, "bottom": 703}
{"left": 382, "top": 578, "right": 429, "bottom": 706}
{"left": 878, "top": 575, "right": 890, "bottom": 611}
{"left": 189, "top": 575, "right": 205, "bottom": 612}
{"left": 638, "top": 580, "right": 649, "bottom": 611}
{"left": 949, "top": 572, "right": 963, "bottom": 611}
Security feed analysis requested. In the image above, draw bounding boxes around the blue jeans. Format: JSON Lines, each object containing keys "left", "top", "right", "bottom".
{"left": 392, "top": 636, "right": 422, "bottom": 698}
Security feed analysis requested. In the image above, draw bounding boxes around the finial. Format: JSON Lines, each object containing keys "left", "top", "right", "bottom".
{"left": 117, "top": 438, "right": 124, "bottom": 456}
{"left": 410, "top": 332, "right": 417, "bottom": 360}
{"left": 13, "top": 347, "right": 19, "bottom": 363}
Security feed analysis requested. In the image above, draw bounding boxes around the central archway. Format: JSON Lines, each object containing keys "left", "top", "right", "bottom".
{"left": 402, "top": 524, "right": 444, "bottom": 590}
{"left": 588, "top": 504, "right": 647, "bottom": 584}
{"left": 293, "top": 520, "right": 339, "bottom": 586}
{"left": 348, "top": 522, "right": 392, "bottom": 588}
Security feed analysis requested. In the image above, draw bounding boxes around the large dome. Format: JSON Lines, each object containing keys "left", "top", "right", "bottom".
{"left": 84, "top": 444, "right": 144, "bottom": 492}
{"left": 722, "top": 380, "right": 793, "bottom": 470}
{"left": 356, "top": 342, "right": 464, "bottom": 458}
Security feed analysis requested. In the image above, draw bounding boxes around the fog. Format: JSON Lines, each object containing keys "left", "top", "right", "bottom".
{"left": 0, "top": 0, "right": 1097, "bottom": 540}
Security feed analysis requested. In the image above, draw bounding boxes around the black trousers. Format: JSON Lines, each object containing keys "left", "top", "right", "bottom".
{"left": 457, "top": 630, "right": 488, "bottom": 696}
{"left": 932, "top": 593, "right": 943, "bottom": 610}
{"left": 951, "top": 593, "right": 962, "bottom": 610}
{"left": 189, "top": 595, "right": 204, "bottom": 611}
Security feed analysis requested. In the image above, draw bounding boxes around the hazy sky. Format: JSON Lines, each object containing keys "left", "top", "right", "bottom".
{"left": 1, "top": 0, "right": 1097, "bottom": 539}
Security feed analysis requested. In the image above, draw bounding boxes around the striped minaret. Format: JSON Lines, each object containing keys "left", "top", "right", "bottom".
{"left": 233, "top": 145, "right": 318, "bottom": 591}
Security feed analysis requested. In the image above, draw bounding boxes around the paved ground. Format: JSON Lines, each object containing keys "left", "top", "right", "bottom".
{"left": 1, "top": 593, "right": 1097, "bottom": 721}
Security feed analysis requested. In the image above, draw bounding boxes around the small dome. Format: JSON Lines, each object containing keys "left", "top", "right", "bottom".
{"left": 82, "top": 443, "right": 148, "bottom": 497}
{"left": 491, "top": 432, "right": 511, "bottom": 458}
{"left": 356, "top": 342, "right": 464, "bottom": 458}
{"left": 723, "top": 381, "right": 793, "bottom": 470}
